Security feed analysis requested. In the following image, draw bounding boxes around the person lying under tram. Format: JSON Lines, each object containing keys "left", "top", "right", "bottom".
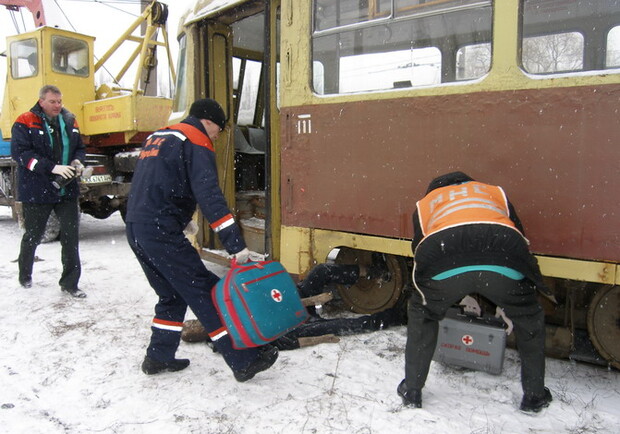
{"left": 182, "top": 261, "right": 407, "bottom": 350}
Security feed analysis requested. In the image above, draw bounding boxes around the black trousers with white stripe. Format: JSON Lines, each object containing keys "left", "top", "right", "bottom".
{"left": 126, "top": 222, "right": 261, "bottom": 371}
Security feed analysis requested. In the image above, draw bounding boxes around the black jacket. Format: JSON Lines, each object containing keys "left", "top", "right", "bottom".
{"left": 126, "top": 116, "right": 246, "bottom": 255}
{"left": 11, "top": 103, "right": 85, "bottom": 203}
{"left": 412, "top": 172, "right": 547, "bottom": 292}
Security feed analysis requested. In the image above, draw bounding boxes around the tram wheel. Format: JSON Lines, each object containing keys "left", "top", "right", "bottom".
{"left": 587, "top": 284, "right": 620, "bottom": 370}
{"left": 335, "top": 247, "right": 408, "bottom": 314}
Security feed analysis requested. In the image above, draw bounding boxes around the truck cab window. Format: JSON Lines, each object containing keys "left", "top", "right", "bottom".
{"left": 51, "top": 36, "right": 89, "bottom": 76}
{"left": 10, "top": 39, "right": 38, "bottom": 79}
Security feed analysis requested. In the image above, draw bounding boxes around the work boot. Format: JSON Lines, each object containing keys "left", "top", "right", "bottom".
{"left": 141, "top": 356, "right": 190, "bottom": 375}
{"left": 397, "top": 379, "right": 422, "bottom": 408}
{"left": 62, "top": 287, "right": 87, "bottom": 298}
{"left": 520, "top": 387, "right": 552, "bottom": 413}
{"left": 233, "top": 345, "right": 278, "bottom": 382}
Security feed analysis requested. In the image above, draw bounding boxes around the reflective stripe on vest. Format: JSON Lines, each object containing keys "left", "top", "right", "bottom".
{"left": 416, "top": 182, "right": 518, "bottom": 237}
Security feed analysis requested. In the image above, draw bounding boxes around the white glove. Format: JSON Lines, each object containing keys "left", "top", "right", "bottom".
{"left": 234, "top": 248, "right": 251, "bottom": 264}
{"left": 495, "top": 307, "right": 514, "bottom": 335}
{"left": 52, "top": 164, "right": 76, "bottom": 179}
{"left": 81, "top": 166, "right": 94, "bottom": 179}
{"left": 459, "top": 295, "right": 482, "bottom": 316}
{"left": 183, "top": 221, "right": 199, "bottom": 236}
{"left": 70, "top": 159, "right": 84, "bottom": 176}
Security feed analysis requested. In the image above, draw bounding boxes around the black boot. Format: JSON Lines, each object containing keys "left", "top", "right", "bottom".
{"left": 61, "top": 287, "right": 87, "bottom": 298}
{"left": 233, "top": 345, "right": 278, "bottom": 382}
{"left": 520, "top": 387, "right": 552, "bottom": 413}
{"left": 141, "top": 356, "right": 190, "bottom": 375}
{"left": 397, "top": 379, "right": 422, "bottom": 408}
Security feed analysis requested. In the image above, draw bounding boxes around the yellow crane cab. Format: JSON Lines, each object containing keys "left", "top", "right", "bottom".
{"left": 1, "top": 26, "right": 95, "bottom": 133}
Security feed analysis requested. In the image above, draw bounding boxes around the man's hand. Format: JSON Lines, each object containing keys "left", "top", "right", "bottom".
{"left": 234, "top": 248, "right": 251, "bottom": 264}
{"left": 52, "top": 165, "right": 76, "bottom": 179}
{"left": 70, "top": 159, "right": 84, "bottom": 176}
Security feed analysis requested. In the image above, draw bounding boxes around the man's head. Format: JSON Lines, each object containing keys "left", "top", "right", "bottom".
{"left": 38, "top": 85, "right": 63, "bottom": 119}
{"left": 189, "top": 98, "right": 227, "bottom": 139}
{"left": 426, "top": 171, "right": 475, "bottom": 194}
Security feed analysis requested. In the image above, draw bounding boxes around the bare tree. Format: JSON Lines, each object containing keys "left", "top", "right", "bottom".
{"left": 522, "top": 32, "right": 583, "bottom": 73}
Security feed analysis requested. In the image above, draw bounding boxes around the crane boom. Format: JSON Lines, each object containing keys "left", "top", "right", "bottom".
{"left": 0, "top": 0, "right": 46, "bottom": 27}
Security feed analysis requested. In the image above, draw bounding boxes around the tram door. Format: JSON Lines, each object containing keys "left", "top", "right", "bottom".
{"left": 200, "top": 5, "right": 282, "bottom": 259}
{"left": 204, "top": 23, "right": 235, "bottom": 214}
{"left": 197, "top": 23, "right": 235, "bottom": 251}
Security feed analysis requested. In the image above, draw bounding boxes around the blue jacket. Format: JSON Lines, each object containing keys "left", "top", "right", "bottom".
{"left": 126, "top": 116, "right": 246, "bottom": 254}
{"left": 11, "top": 103, "right": 85, "bottom": 203}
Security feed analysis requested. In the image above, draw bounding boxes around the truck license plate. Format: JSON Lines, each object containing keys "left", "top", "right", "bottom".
{"left": 82, "top": 174, "right": 112, "bottom": 184}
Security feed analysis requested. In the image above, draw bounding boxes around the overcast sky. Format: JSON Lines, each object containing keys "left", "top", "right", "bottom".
{"left": 0, "top": 0, "right": 194, "bottom": 109}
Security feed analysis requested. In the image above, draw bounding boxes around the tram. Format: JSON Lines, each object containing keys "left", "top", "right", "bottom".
{"left": 171, "top": 0, "right": 620, "bottom": 369}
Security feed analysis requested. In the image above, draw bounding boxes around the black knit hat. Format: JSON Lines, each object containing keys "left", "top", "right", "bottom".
{"left": 189, "top": 98, "right": 227, "bottom": 130}
{"left": 426, "top": 171, "right": 475, "bottom": 194}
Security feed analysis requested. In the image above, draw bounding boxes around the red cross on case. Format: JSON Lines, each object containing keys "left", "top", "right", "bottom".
{"left": 462, "top": 335, "right": 474, "bottom": 346}
{"left": 271, "top": 289, "right": 283, "bottom": 302}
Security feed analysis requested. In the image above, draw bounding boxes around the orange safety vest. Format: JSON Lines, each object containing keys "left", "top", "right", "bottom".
{"left": 416, "top": 181, "right": 519, "bottom": 238}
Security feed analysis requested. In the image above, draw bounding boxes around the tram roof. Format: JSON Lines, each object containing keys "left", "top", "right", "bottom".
{"left": 180, "top": 0, "right": 261, "bottom": 29}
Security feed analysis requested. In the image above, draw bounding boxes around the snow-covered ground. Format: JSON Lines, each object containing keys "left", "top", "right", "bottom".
{"left": 1, "top": 207, "right": 618, "bottom": 433}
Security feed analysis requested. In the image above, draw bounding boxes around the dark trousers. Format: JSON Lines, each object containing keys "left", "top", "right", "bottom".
{"left": 297, "top": 263, "right": 360, "bottom": 298}
{"left": 405, "top": 271, "right": 545, "bottom": 396}
{"left": 18, "top": 199, "right": 81, "bottom": 289}
{"left": 126, "top": 222, "right": 260, "bottom": 371}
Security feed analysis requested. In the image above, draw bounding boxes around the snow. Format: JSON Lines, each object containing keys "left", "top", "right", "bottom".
{"left": 1, "top": 207, "right": 618, "bottom": 433}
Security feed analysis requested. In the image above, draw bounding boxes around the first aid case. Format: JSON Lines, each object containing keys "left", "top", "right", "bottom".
{"left": 213, "top": 259, "right": 309, "bottom": 349}
{"left": 432, "top": 308, "right": 507, "bottom": 375}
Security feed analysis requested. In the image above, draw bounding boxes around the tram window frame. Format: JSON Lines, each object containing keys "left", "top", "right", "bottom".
{"left": 233, "top": 57, "right": 264, "bottom": 126}
{"left": 311, "top": 0, "right": 493, "bottom": 95}
{"left": 10, "top": 39, "right": 38, "bottom": 79}
{"left": 520, "top": 0, "right": 620, "bottom": 75}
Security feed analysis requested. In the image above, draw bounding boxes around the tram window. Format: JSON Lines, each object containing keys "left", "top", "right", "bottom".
{"left": 51, "top": 36, "right": 89, "bottom": 76}
{"left": 233, "top": 58, "right": 263, "bottom": 126}
{"left": 456, "top": 43, "right": 491, "bottom": 81}
{"left": 312, "top": 0, "right": 492, "bottom": 95}
{"left": 314, "top": 0, "right": 392, "bottom": 31}
{"left": 607, "top": 26, "right": 620, "bottom": 68}
{"left": 339, "top": 48, "right": 441, "bottom": 93}
{"left": 172, "top": 34, "right": 188, "bottom": 114}
{"left": 522, "top": 32, "right": 584, "bottom": 74}
{"left": 521, "top": 0, "right": 620, "bottom": 74}
{"left": 10, "top": 39, "right": 38, "bottom": 79}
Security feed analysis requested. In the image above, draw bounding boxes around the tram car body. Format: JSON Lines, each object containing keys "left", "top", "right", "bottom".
{"left": 172, "top": 0, "right": 620, "bottom": 369}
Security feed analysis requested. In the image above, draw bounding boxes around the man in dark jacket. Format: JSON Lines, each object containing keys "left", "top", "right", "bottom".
{"left": 11, "top": 85, "right": 86, "bottom": 297}
{"left": 398, "top": 172, "right": 552, "bottom": 413}
{"left": 125, "top": 98, "right": 277, "bottom": 382}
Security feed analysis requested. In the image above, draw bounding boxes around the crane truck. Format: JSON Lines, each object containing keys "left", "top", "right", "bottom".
{"left": 0, "top": 0, "right": 175, "bottom": 237}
